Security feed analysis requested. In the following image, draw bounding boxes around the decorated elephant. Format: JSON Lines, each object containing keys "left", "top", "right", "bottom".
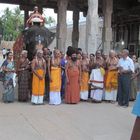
{"left": 13, "top": 7, "right": 55, "bottom": 65}
{"left": 13, "top": 24, "right": 55, "bottom": 64}
{"left": 23, "top": 25, "right": 55, "bottom": 60}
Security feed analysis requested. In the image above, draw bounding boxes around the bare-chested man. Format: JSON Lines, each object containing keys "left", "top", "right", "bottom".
{"left": 43, "top": 47, "right": 51, "bottom": 101}
{"left": 89, "top": 50, "right": 105, "bottom": 103}
{"left": 80, "top": 53, "right": 89, "bottom": 101}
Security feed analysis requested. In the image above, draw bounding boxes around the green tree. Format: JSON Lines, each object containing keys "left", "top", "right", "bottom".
{"left": 0, "top": 7, "right": 56, "bottom": 40}
{"left": 0, "top": 7, "right": 24, "bottom": 41}
{"left": 45, "top": 16, "right": 56, "bottom": 26}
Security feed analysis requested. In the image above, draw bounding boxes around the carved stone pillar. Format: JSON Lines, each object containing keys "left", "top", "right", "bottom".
{"left": 24, "top": 10, "right": 29, "bottom": 27}
{"left": 72, "top": 7, "right": 79, "bottom": 48}
{"left": 124, "top": 26, "right": 128, "bottom": 49}
{"left": 102, "top": 0, "right": 113, "bottom": 54}
{"left": 86, "top": 0, "right": 99, "bottom": 54}
{"left": 57, "top": 0, "right": 68, "bottom": 52}
{"left": 139, "top": 26, "right": 140, "bottom": 45}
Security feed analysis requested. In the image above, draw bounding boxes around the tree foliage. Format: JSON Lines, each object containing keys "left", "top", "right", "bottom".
{"left": 0, "top": 7, "right": 24, "bottom": 41}
{"left": 0, "top": 6, "right": 56, "bottom": 41}
{"left": 45, "top": 16, "right": 56, "bottom": 26}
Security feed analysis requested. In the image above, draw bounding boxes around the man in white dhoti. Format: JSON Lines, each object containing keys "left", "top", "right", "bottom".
{"left": 89, "top": 51, "right": 105, "bottom": 103}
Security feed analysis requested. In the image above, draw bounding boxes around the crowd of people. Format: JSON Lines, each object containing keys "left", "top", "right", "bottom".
{"left": 0, "top": 46, "right": 140, "bottom": 107}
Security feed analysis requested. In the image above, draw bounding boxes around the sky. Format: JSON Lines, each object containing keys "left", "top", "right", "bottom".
{"left": 0, "top": 4, "right": 85, "bottom": 23}
{"left": 0, "top": 4, "right": 18, "bottom": 15}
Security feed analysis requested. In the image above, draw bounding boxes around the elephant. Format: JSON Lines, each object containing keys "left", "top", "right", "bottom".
{"left": 23, "top": 25, "right": 55, "bottom": 61}
{"left": 13, "top": 10, "right": 55, "bottom": 70}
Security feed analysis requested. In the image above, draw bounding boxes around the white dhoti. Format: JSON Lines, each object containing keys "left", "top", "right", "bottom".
{"left": 90, "top": 69, "right": 104, "bottom": 101}
{"left": 31, "top": 95, "right": 44, "bottom": 104}
{"left": 105, "top": 90, "right": 117, "bottom": 101}
{"left": 80, "top": 91, "right": 89, "bottom": 100}
{"left": 49, "top": 92, "right": 61, "bottom": 105}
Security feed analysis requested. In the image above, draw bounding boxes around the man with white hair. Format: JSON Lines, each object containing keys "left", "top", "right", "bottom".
{"left": 117, "top": 49, "right": 134, "bottom": 107}
{"left": 31, "top": 49, "right": 46, "bottom": 104}
{"left": 105, "top": 50, "right": 118, "bottom": 102}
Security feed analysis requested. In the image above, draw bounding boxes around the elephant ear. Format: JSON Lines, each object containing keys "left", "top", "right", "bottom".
{"left": 41, "top": 26, "right": 56, "bottom": 47}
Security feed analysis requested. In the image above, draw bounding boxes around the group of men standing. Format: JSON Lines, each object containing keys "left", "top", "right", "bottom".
{"left": 1, "top": 47, "right": 139, "bottom": 108}
{"left": 89, "top": 48, "right": 137, "bottom": 107}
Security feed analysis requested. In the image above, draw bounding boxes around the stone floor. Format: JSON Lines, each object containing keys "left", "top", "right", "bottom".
{"left": 0, "top": 96, "right": 136, "bottom": 140}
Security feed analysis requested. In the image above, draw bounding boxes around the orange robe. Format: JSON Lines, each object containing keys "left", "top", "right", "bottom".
{"left": 32, "top": 69, "right": 45, "bottom": 96}
{"left": 49, "top": 66, "right": 62, "bottom": 105}
{"left": 81, "top": 71, "right": 89, "bottom": 92}
{"left": 105, "top": 70, "right": 118, "bottom": 92}
{"left": 65, "top": 66, "right": 80, "bottom": 104}
{"left": 50, "top": 66, "right": 61, "bottom": 92}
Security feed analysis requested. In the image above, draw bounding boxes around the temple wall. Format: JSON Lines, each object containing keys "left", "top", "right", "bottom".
{"left": 48, "top": 18, "right": 103, "bottom": 54}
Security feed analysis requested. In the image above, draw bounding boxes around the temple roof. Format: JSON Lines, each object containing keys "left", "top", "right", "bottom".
{"left": 0, "top": 0, "right": 140, "bottom": 24}
{"left": 0, "top": 0, "right": 88, "bottom": 12}
{"left": 113, "top": 0, "right": 140, "bottom": 24}
{"left": 0, "top": 0, "right": 139, "bottom": 13}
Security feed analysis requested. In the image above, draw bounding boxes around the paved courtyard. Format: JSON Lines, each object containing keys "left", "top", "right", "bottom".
{"left": 0, "top": 90, "right": 136, "bottom": 140}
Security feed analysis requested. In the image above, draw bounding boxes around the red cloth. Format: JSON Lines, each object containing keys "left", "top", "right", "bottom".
{"left": 65, "top": 66, "right": 80, "bottom": 104}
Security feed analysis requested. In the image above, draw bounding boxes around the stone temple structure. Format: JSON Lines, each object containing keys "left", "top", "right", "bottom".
{"left": 0, "top": 0, "right": 140, "bottom": 55}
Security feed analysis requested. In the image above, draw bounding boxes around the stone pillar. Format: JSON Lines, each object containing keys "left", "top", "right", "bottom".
{"left": 57, "top": 0, "right": 68, "bottom": 52}
{"left": 24, "top": 10, "right": 29, "bottom": 27}
{"left": 138, "top": 25, "right": 140, "bottom": 58}
{"left": 138, "top": 25, "right": 140, "bottom": 45}
{"left": 86, "top": 0, "right": 99, "bottom": 54}
{"left": 102, "top": 0, "right": 113, "bottom": 54}
{"left": 72, "top": 7, "right": 79, "bottom": 48}
{"left": 124, "top": 26, "right": 128, "bottom": 49}
{"left": 112, "top": 26, "right": 116, "bottom": 49}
